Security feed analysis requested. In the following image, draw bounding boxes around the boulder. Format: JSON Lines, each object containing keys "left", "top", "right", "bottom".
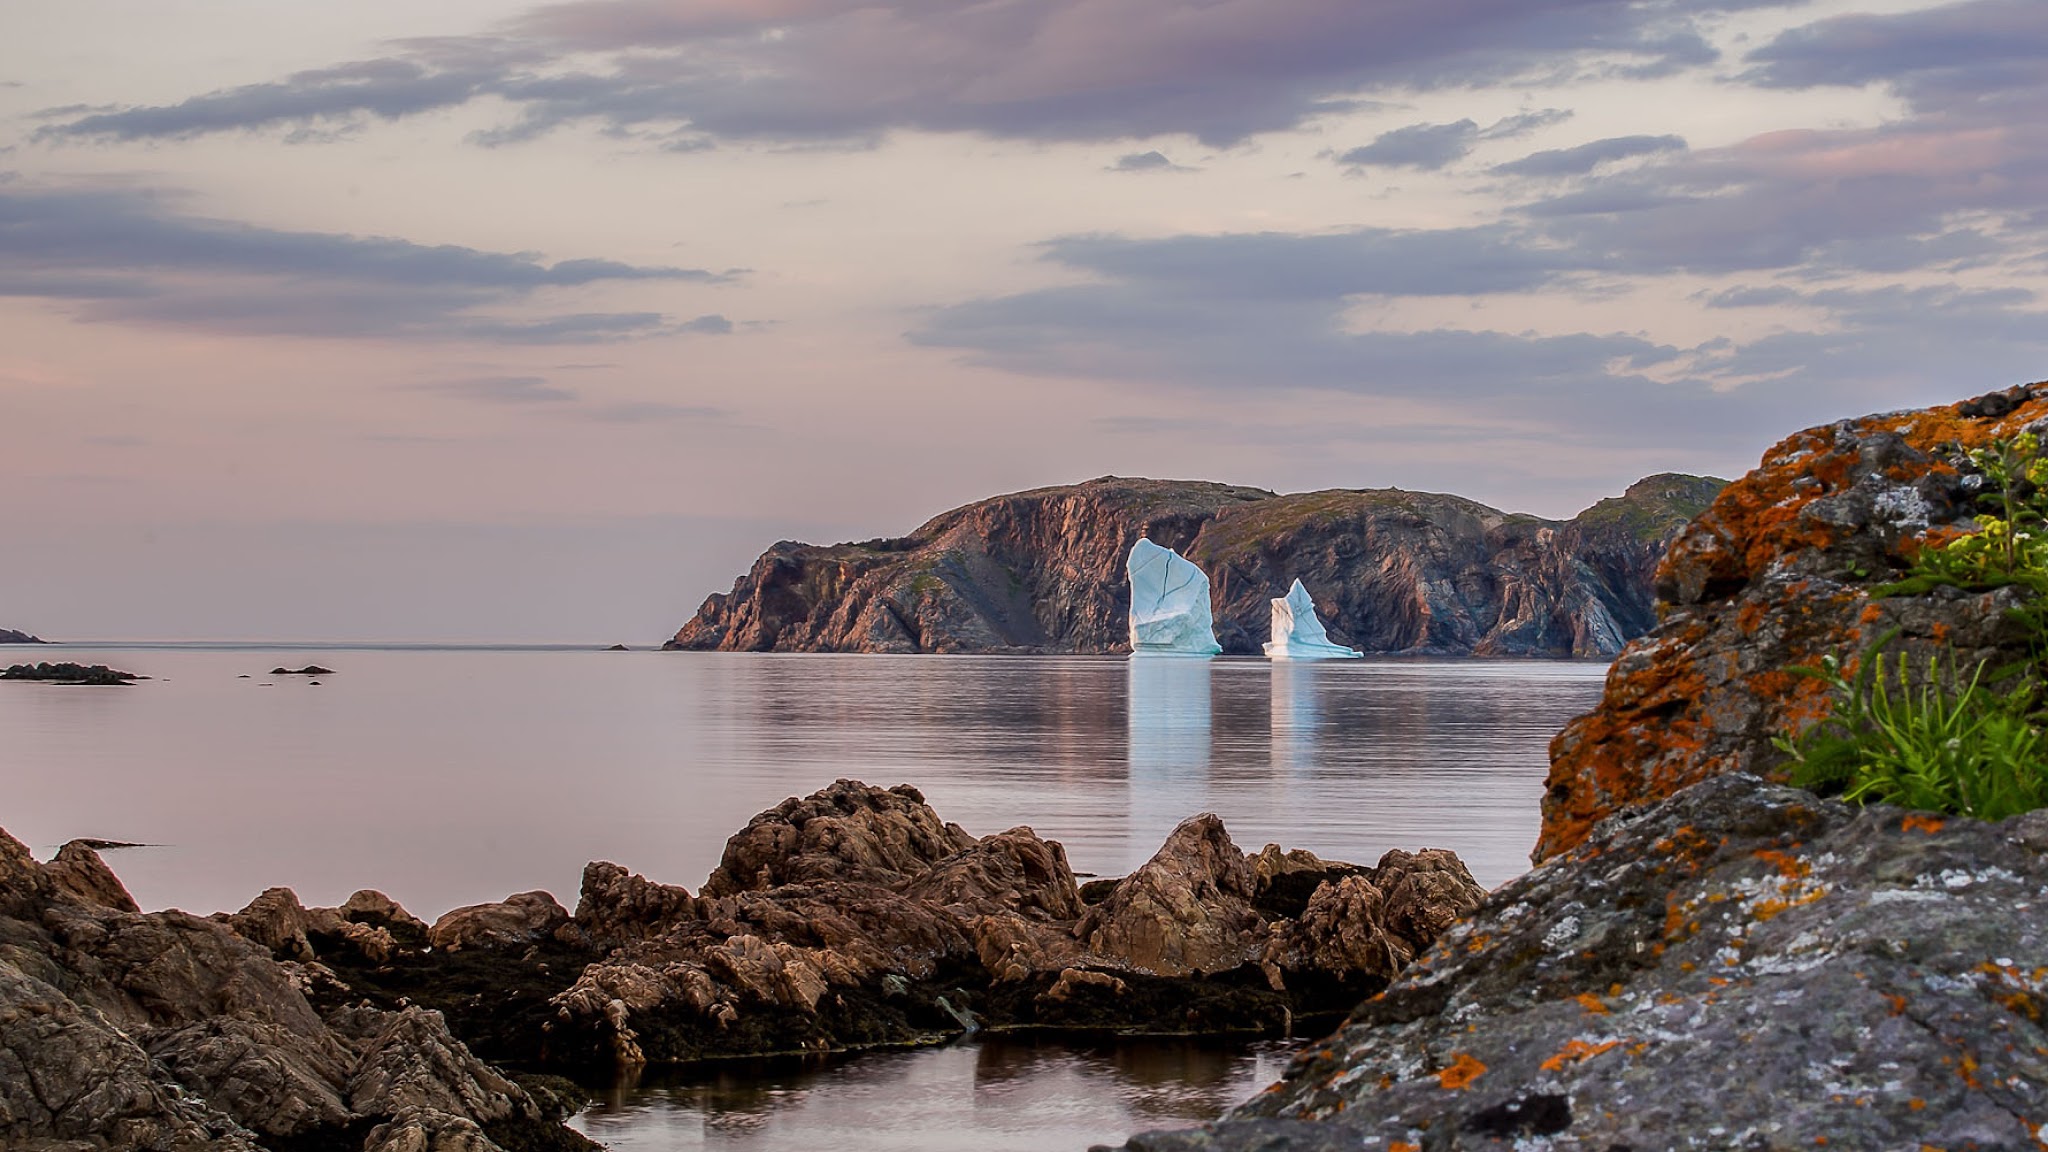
{"left": 227, "top": 885, "right": 344, "bottom": 961}
{"left": 699, "top": 779, "right": 976, "bottom": 896}
{"left": 428, "top": 891, "right": 572, "bottom": 952}
{"left": 1075, "top": 813, "right": 1266, "bottom": 977}
{"left": 342, "top": 889, "right": 428, "bottom": 933}
{"left": 45, "top": 840, "right": 141, "bottom": 913}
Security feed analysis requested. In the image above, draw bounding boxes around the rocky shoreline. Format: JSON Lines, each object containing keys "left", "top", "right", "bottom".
{"left": 3, "top": 781, "right": 1484, "bottom": 1150}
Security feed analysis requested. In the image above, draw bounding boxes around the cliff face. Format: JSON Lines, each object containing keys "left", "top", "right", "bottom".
{"left": 668, "top": 473, "right": 1724, "bottom": 657}
{"left": 1540, "top": 382, "right": 2048, "bottom": 860}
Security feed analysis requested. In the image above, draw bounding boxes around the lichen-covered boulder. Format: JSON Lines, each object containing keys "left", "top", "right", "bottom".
{"left": 1115, "top": 774, "right": 2048, "bottom": 1151}
{"left": 1541, "top": 381, "right": 2048, "bottom": 860}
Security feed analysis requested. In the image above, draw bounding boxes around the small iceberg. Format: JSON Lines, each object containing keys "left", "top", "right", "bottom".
{"left": 1263, "top": 580, "right": 1361, "bottom": 661}
{"left": 1127, "top": 539, "right": 1222, "bottom": 657}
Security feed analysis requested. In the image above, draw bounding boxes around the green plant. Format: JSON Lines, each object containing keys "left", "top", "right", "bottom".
{"left": 1881, "top": 432, "right": 2048, "bottom": 596}
{"left": 1776, "top": 646, "right": 2048, "bottom": 821}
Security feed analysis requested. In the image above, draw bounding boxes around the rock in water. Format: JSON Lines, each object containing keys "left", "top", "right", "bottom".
{"left": 1261, "top": 580, "right": 1361, "bottom": 661}
{"left": 1127, "top": 539, "right": 1221, "bottom": 656}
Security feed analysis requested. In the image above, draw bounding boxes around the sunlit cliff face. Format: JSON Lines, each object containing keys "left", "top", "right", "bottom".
{"left": 1, "top": 0, "right": 2043, "bottom": 640}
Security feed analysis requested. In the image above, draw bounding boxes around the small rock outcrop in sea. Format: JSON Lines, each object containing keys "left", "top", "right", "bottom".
{"left": 0, "top": 627, "right": 45, "bottom": 644}
{"left": 271, "top": 664, "right": 336, "bottom": 676}
{"left": 666, "top": 473, "right": 1725, "bottom": 657}
{"left": 0, "top": 832, "right": 595, "bottom": 1152}
{"left": 1113, "top": 381, "right": 2048, "bottom": 1151}
{"left": 278, "top": 780, "right": 1481, "bottom": 1076}
{"left": 1127, "top": 538, "right": 1223, "bottom": 656}
{"left": 1262, "top": 580, "right": 1361, "bottom": 660}
{"left": 3, "top": 661, "right": 142, "bottom": 684}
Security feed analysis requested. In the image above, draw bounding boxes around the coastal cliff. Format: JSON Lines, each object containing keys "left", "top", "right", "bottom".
{"left": 0, "top": 627, "right": 45, "bottom": 644}
{"left": 1115, "top": 381, "right": 2048, "bottom": 1151}
{"left": 668, "top": 473, "right": 1724, "bottom": 657}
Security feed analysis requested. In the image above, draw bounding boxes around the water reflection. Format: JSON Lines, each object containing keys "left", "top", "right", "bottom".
{"left": 570, "top": 1036, "right": 1300, "bottom": 1151}
{"left": 1125, "top": 657, "right": 1214, "bottom": 863}
{"left": 1268, "top": 661, "right": 1322, "bottom": 779}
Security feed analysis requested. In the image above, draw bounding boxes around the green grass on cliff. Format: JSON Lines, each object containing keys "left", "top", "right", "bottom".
{"left": 1781, "top": 437, "right": 2048, "bottom": 820}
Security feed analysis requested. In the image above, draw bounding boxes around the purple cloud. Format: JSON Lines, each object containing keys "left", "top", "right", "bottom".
{"left": 40, "top": 0, "right": 1783, "bottom": 147}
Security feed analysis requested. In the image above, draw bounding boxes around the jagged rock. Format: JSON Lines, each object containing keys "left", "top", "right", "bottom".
{"left": 1075, "top": 814, "right": 1266, "bottom": 977}
{"left": 669, "top": 473, "right": 1724, "bottom": 657}
{"left": 699, "top": 779, "right": 976, "bottom": 897}
{"left": 1542, "top": 382, "right": 2048, "bottom": 859}
{"left": 901, "top": 826, "right": 1083, "bottom": 921}
{"left": 44, "top": 840, "right": 141, "bottom": 913}
{"left": 574, "top": 861, "right": 699, "bottom": 947}
{"left": 0, "top": 824, "right": 594, "bottom": 1151}
{"left": 0, "top": 627, "right": 45, "bottom": 644}
{"left": 428, "top": 891, "right": 573, "bottom": 953}
{"left": 1040, "top": 967, "right": 1127, "bottom": 1003}
{"left": 363, "top": 1107, "right": 500, "bottom": 1152}
{"left": 1115, "top": 775, "right": 2048, "bottom": 1151}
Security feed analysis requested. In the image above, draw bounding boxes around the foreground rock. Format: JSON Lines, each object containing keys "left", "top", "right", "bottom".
{"left": 298, "top": 780, "right": 1481, "bottom": 1076}
{"left": 1542, "top": 381, "right": 2048, "bottom": 860}
{"left": 3, "top": 661, "right": 142, "bottom": 684}
{"left": 1114, "top": 775, "right": 2048, "bottom": 1151}
{"left": 668, "top": 473, "right": 1724, "bottom": 657}
{"left": 0, "top": 831, "right": 594, "bottom": 1151}
{"left": 1115, "top": 381, "right": 2048, "bottom": 1150}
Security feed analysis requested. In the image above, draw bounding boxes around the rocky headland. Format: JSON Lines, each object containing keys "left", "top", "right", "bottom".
{"left": 0, "top": 628, "right": 45, "bottom": 644}
{"left": 668, "top": 473, "right": 1725, "bottom": 657}
{"left": 3, "top": 782, "right": 1484, "bottom": 1150}
{"left": 1115, "top": 380, "right": 2048, "bottom": 1150}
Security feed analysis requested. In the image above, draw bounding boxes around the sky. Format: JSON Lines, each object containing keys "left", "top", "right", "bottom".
{"left": 2, "top": 0, "right": 2044, "bottom": 642}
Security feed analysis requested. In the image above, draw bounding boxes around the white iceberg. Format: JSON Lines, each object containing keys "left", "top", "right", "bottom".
{"left": 1262, "top": 579, "right": 1361, "bottom": 661}
{"left": 1126, "top": 538, "right": 1222, "bottom": 656}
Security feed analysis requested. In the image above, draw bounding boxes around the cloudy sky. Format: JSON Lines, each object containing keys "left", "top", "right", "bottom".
{"left": 3, "top": 0, "right": 2043, "bottom": 641}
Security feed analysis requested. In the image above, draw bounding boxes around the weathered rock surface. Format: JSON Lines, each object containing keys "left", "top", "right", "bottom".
{"left": 668, "top": 473, "right": 1724, "bottom": 657}
{"left": 1115, "top": 775, "right": 2048, "bottom": 1151}
{"left": 306, "top": 781, "right": 1478, "bottom": 1077}
{"left": 1542, "top": 382, "right": 2048, "bottom": 860}
{"left": 0, "top": 826, "right": 596, "bottom": 1152}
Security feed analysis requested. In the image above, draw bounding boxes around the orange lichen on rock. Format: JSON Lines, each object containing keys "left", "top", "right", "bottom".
{"left": 1540, "top": 1038, "right": 1622, "bottom": 1072}
{"left": 1437, "top": 1052, "right": 1487, "bottom": 1090}
{"left": 1574, "top": 992, "right": 1612, "bottom": 1015}
{"left": 1902, "top": 814, "right": 1946, "bottom": 835}
{"left": 1537, "top": 383, "right": 2048, "bottom": 862}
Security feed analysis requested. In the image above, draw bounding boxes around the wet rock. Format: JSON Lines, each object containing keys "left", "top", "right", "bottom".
{"left": 699, "top": 779, "right": 976, "bottom": 896}
{"left": 43, "top": 840, "right": 138, "bottom": 914}
{"left": 428, "top": 891, "right": 573, "bottom": 953}
{"left": 1114, "top": 774, "right": 2048, "bottom": 1151}
{"left": 1075, "top": 814, "right": 1266, "bottom": 977}
{"left": 1542, "top": 382, "right": 2048, "bottom": 860}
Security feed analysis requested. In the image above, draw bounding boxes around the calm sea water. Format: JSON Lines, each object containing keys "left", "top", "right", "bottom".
{"left": 2, "top": 646, "right": 1606, "bottom": 1149}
